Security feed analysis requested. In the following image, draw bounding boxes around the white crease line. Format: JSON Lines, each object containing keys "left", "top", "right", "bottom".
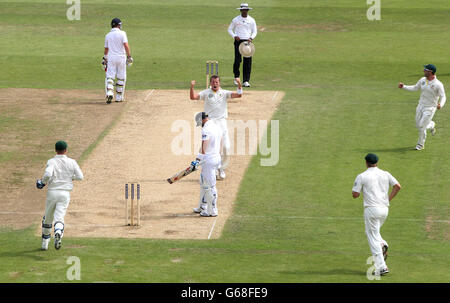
{"left": 144, "top": 89, "right": 155, "bottom": 101}
{"left": 208, "top": 217, "right": 218, "bottom": 240}
{"left": 271, "top": 91, "right": 279, "bottom": 102}
{"left": 0, "top": 211, "right": 42, "bottom": 215}
{"left": 68, "top": 224, "right": 124, "bottom": 228}
{"left": 233, "top": 215, "right": 450, "bottom": 224}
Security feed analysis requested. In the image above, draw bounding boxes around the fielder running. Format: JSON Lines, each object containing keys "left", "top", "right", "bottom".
{"left": 36, "top": 141, "right": 84, "bottom": 250}
{"left": 398, "top": 64, "right": 446, "bottom": 150}
{"left": 190, "top": 75, "right": 242, "bottom": 179}
{"left": 352, "top": 153, "right": 401, "bottom": 276}
{"left": 102, "top": 18, "right": 133, "bottom": 104}
{"left": 191, "top": 112, "right": 222, "bottom": 217}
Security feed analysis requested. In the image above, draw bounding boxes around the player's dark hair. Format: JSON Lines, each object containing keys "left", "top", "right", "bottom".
{"left": 210, "top": 75, "right": 220, "bottom": 82}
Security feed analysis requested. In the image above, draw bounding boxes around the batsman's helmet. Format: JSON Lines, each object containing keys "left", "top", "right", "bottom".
{"left": 111, "top": 18, "right": 122, "bottom": 28}
{"left": 195, "top": 112, "right": 208, "bottom": 127}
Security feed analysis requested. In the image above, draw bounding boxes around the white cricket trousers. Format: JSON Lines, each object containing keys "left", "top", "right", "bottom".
{"left": 415, "top": 104, "right": 436, "bottom": 147}
{"left": 106, "top": 55, "right": 127, "bottom": 80}
{"left": 42, "top": 189, "right": 70, "bottom": 237}
{"left": 212, "top": 118, "right": 230, "bottom": 169}
{"left": 364, "top": 206, "right": 389, "bottom": 271}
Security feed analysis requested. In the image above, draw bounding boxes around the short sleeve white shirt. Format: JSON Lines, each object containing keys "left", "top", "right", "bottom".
{"left": 199, "top": 88, "right": 233, "bottom": 119}
{"left": 105, "top": 28, "right": 128, "bottom": 57}
{"left": 201, "top": 120, "right": 222, "bottom": 157}
{"left": 352, "top": 167, "right": 399, "bottom": 208}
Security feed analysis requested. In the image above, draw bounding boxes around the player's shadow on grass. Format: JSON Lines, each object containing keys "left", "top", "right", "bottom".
{"left": 0, "top": 248, "right": 48, "bottom": 261}
{"left": 356, "top": 146, "right": 414, "bottom": 154}
{"left": 279, "top": 269, "right": 365, "bottom": 277}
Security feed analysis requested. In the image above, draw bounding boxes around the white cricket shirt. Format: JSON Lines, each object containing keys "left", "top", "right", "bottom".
{"left": 403, "top": 77, "right": 446, "bottom": 108}
{"left": 42, "top": 155, "right": 84, "bottom": 191}
{"left": 352, "top": 167, "right": 399, "bottom": 208}
{"left": 228, "top": 15, "right": 257, "bottom": 40}
{"left": 201, "top": 120, "right": 222, "bottom": 158}
{"left": 199, "top": 88, "right": 233, "bottom": 119}
{"left": 104, "top": 28, "right": 128, "bottom": 57}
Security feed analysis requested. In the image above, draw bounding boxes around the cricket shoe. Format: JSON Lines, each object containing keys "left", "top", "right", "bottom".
{"left": 193, "top": 207, "right": 202, "bottom": 213}
{"left": 382, "top": 244, "right": 388, "bottom": 261}
{"left": 415, "top": 144, "right": 424, "bottom": 150}
{"left": 431, "top": 127, "right": 437, "bottom": 136}
{"left": 219, "top": 169, "right": 226, "bottom": 180}
{"left": 373, "top": 268, "right": 389, "bottom": 276}
{"left": 41, "top": 238, "right": 50, "bottom": 251}
{"left": 54, "top": 231, "right": 62, "bottom": 250}
{"left": 234, "top": 79, "right": 239, "bottom": 86}
{"left": 200, "top": 211, "right": 211, "bottom": 217}
{"left": 106, "top": 95, "right": 113, "bottom": 104}
{"left": 243, "top": 81, "right": 251, "bottom": 87}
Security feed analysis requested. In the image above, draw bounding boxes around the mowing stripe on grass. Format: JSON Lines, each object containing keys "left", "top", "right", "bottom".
{"left": 78, "top": 89, "right": 154, "bottom": 165}
{"left": 232, "top": 215, "right": 450, "bottom": 223}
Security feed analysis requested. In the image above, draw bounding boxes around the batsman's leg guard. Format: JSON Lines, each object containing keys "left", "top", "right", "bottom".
{"left": 105, "top": 78, "right": 114, "bottom": 96}
{"left": 115, "top": 78, "right": 126, "bottom": 101}
{"left": 54, "top": 221, "right": 65, "bottom": 237}
{"left": 41, "top": 216, "right": 52, "bottom": 239}
{"left": 200, "top": 185, "right": 218, "bottom": 216}
{"left": 194, "top": 175, "right": 206, "bottom": 213}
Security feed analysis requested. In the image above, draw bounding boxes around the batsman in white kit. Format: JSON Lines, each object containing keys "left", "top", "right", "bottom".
{"left": 191, "top": 112, "right": 222, "bottom": 217}
{"left": 398, "top": 64, "right": 446, "bottom": 150}
{"left": 36, "top": 141, "right": 84, "bottom": 250}
{"left": 190, "top": 75, "right": 242, "bottom": 179}
{"left": 352, "top": 153, "right": 401, "bottom": 276}
{"left": 102, "top": 18, "right": 133, "bottom": 104}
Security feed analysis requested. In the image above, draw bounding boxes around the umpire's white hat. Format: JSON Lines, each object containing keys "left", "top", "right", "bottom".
{"left": 239, "top": 41, "right": 255, "bottom": 58}
{"left": 237, "top": 3, "right": 253, "bottom": 10}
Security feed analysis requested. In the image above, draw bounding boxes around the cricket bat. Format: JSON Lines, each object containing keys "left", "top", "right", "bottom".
{"left": 167, "top": 162, "right": 200, "bottom": 184}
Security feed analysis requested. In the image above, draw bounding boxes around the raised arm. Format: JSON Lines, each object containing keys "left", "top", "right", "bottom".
{"left": 190, "top": 80, "right": 200, "bottom": 100}
{"left": 399, "top": 79, "right": 420, "bottom": 91}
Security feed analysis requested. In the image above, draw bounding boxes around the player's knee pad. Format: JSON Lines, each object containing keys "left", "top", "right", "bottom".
{"left": 202, "top": 185, "right": 217, "bottom": 213}
{"left": 116, "top": 78, "right": 125, "bottom": 93}
{"left": 42, "top": 217, "right": 52, "bottom": 238}
{"left": 106, "top": 78, "right": 114, "bottom": 91}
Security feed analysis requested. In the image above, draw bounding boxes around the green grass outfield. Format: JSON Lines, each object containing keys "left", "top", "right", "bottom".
{"left": 0, "top": 0, "right": 449, "bottom": 282}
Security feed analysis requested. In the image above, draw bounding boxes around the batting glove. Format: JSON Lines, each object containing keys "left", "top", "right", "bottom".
{"left": 36, "top": 179, "right": 46, "bottom": 189}
{"left": 190, "top": 160, "right": 200, "bottom": 171}
{"left": 126, "top": 56, "right": 133, "bottom": 66}
{"left": 101, "top": 56, "right": 107, "bottom": 70}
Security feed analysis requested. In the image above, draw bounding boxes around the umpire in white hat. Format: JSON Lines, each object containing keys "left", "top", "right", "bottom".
{"left": 228, "top": 3, "right": 257, "bottom": 87}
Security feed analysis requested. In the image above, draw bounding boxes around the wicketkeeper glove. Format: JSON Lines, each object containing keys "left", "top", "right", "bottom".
{"left": 36, "top": 179, "right": 46, "bottom": 189}
{"left": 126, "top": 56, "right": 133, "bottom": 66}
{"left": 101, "top": 56, "right": 107, "bottom": 71}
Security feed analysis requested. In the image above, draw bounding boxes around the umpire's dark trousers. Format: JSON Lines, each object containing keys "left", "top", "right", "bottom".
{"left": 233, "top": 39, "right": 252, "bottom": 83}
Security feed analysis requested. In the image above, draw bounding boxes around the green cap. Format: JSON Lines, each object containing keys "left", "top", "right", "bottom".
{"left": 365, "top": 153, "right": 378, "bottom": 165}
{"left": 55, "top": 140, "right": 68, "bottom": 151}
{"left": 424, "top": 64, "right": 436, "bottom": 73}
